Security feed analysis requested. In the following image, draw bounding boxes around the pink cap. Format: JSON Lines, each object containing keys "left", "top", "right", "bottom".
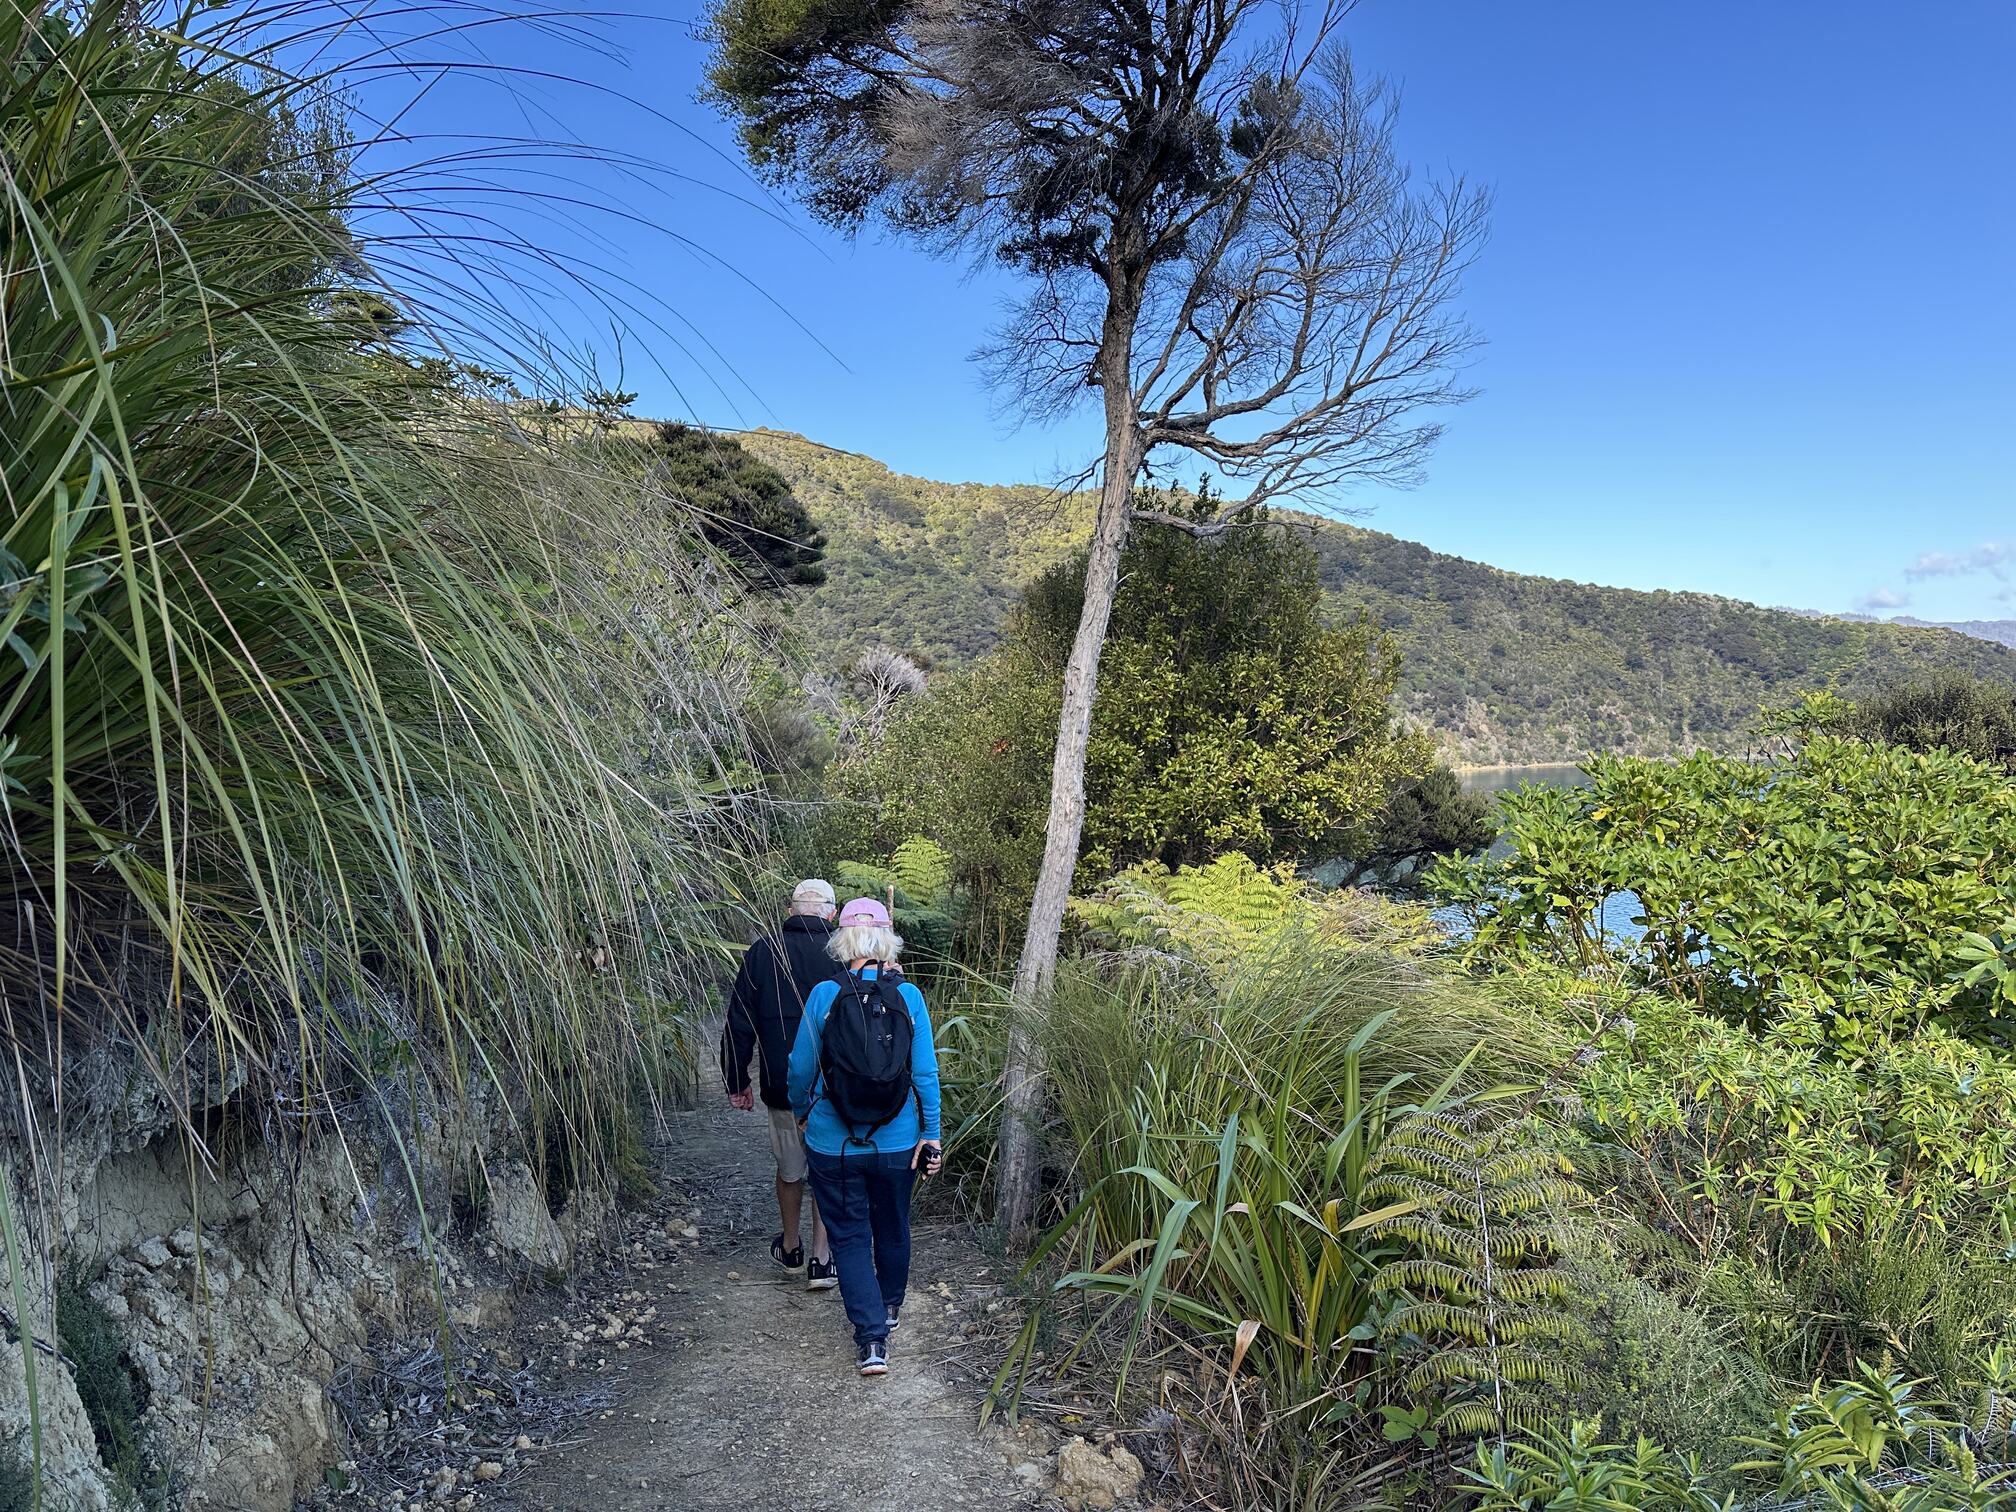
{"left": 837, "top": 896, "right": 892, "bottom": 929}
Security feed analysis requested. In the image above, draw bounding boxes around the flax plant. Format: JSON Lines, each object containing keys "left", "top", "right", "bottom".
{"left": 999, "top": 950, "right": 1559, "bottom": 1427}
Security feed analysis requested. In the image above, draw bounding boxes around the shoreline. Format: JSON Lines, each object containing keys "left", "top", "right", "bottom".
{"left": 1452, "top": 760, "right": 1587, "bottom": 775}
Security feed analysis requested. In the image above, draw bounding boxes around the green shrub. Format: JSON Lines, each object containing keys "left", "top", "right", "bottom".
{"left": 1465, "top": 1370, "right": 2016, "bottom": 1510}
{"left": 1701, "top": 1213, "right": 2016, "bottom": 1405}
{"left": 1576, "top": 993, "right": 2016, "bottom": 1245}
{"left": 1847, "top": 670, "right": 2016, "bottom": 770}
{"left": 1333, "top": 763, "right": 1496, "bottom": 890}
{"left": 1433, "top": 738, "right": 2016, "bottom": 1036}
{"left": 1013, "top": 514, "right": 1434, "bottom": 877}
{"left": 1565, "top": 992, "right": 2016, "bottom": 1398}
{"left": 1557, "top": 1242, "right": 1774, "bottom": 1468}
{"left": 650, "top": 423, "right": 827, "bottom": 588}
{"left": 55, "top": 1272, "right": 151, "bottom": 1500}
{"left": 1735, "top": 1366, "right": 2016, "bottom": 1510}
{"left": 1460, "top": 1418, "right": 1723, "bottom": 1511}
{"left": 823, "top": 656, "right": 1055, "bottom": 949}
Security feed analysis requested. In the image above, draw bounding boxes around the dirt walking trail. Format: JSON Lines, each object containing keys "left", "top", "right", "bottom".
{"left": 498, "top": 1057, "right": 1054, "bottom": 1512}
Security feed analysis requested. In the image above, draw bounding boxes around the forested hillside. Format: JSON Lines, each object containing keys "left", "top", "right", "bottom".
{"left": 740, "top": 430, "right": 2016, "bottom": 763}
{"left": 1886, "top": 615, "right": 2016, "bottom": 649}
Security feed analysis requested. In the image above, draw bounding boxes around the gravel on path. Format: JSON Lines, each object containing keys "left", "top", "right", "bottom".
{"left": 496, "top": 1061, "right": 1052, "bottom": 1512}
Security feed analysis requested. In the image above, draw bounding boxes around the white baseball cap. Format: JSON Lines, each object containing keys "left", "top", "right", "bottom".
{"left": 792, "top": 878, "right": 836, "bottom": 907}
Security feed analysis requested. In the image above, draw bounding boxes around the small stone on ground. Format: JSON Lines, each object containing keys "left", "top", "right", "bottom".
{"left": 492, "top": 1061, "right": 1060, "bottom": 1512}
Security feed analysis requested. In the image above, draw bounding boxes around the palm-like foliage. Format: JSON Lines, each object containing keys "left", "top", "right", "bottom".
{"left": 2, "top": 2, "right": 767, "bottom": 1209}
{"left": 1462, "top": 1419, "right": 1731, "bottom": 1512}
{"left": 1735, "top": 1367, "right": 2016, "bottom": 1512}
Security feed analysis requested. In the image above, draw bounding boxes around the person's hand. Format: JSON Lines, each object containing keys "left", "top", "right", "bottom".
{"left": 911, "top": 1140, "right": 943, "bottom": 1177}
{"left": 727, "top": 1088, "right": 754, "bottom": 1111}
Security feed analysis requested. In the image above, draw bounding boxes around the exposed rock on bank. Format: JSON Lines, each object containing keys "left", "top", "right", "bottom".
{"left": 0, "top": 1052, "right": 618, "bottom": 1512}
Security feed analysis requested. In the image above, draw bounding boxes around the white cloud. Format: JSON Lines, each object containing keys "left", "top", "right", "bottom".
{"left": 1854, "top": 587, "right": 1910, "bottom": 611}
{"left": 1903, "top": 542, "right": 2013, "bottom": 581}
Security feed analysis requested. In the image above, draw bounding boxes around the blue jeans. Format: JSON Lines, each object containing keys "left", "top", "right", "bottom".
{"left": 805, "top": 1147, "right": 915, "bottom": 1345}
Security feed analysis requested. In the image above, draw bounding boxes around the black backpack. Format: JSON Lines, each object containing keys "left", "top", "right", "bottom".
{"left": 817, "top": 971, "right": 916, "bottom": 1142}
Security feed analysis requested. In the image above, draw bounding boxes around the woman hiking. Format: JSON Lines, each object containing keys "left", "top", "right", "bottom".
{"left": 787, "top": 896, "right": 943, "bottom": 1376}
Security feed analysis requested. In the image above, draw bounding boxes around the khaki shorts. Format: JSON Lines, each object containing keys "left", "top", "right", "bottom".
{"left": 768, "top": 1105, "right": 809, "bottom": 1184}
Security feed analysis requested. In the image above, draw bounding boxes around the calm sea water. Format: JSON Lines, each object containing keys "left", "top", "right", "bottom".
{"left": 1458, "top": 763, "right": 1590, "bottom": 802}
{"left": 1458, "top": 764, "right": 1588, "bottom": 859}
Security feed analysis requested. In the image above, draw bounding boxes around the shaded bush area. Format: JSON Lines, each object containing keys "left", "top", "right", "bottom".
{"left": 1845, "top": 669, "right": 2016, "bottom": 768}
{"left": 652, "top": 423, "right": 828, "bottom": 589}
{"left": 55, "top": 1274, "right": 164, "bottom": 1505}
{"left": 1333, "top": 766, "right": 1494, "bottom": 889}
{"left": 0, "top": 1433, "right": 29, "bottom": 1512}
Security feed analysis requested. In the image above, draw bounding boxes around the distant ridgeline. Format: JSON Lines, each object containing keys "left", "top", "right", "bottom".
{"left": 737, "top": 430, "right": 2016, "bottom": 765}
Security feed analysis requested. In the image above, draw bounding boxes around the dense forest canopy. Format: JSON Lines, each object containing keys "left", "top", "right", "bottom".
{"left": 738, "top": 430, "right": 2016, "bottom": 763}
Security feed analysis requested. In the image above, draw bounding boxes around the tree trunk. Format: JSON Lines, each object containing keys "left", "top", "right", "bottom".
{"left": 993, "top": 347, "right": 1142, "bottom": 1239}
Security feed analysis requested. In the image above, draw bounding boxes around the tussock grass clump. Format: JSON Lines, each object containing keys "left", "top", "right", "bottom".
{"left": 1043, "top": 948, "right": 1558, "bottom": 1205}
{"left": 998, "top": 949, "right": 1565, "bottom": 1452}
{"left": 3, "top": 0, "right": 773, "bottom": 1282}
{"left": 3, "top": 2, "right": 787, "bottom": 1489}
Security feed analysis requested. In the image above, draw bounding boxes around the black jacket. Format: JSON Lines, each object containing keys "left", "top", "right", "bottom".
{"left": 720, "top": 915, "right": 841, "bottom": 1109}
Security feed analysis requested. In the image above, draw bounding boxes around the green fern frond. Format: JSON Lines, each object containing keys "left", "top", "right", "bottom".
{"left": 1438, "top": 1400, "right": 1513, "bottom": 1437}
{"left": 1490, "top": 1270, "right": 1575, "bottom": 1305}
{"left": 1378, "top": 1257, "right": 1483, "bottom": 1296}
{"left": 1489, "top": 1356, "right": 1577, "bottom": 1387}
{"left": 889, "top": 835, "right": 954, "bottom": 904}
{"left": 1368, "top": 1217, "right": 1492, "bottom": 1263}
{"left": 1402, "top": 1347, "right": 1502, "bottom": 1391}
{"left": 1386, "top": 1303, "right": 1497, "bottom": 1345}
{"left": 1369, "top": 1102, "right": 1591, "bottom": 1435}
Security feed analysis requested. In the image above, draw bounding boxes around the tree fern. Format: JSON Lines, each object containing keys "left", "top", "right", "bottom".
{"left": 1067, "top": 851, "right": 1440, "bottom": 972}
{"left": 889, "top": 836, "right": 955, "bottom": 906}
{"left": 832, "top": 837, "right": 963, "bottom": 962}
{"left": 1365, "top": 1104, "right": 1590, "bottom": 1437}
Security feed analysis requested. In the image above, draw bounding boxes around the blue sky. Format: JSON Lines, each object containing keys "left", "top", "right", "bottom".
{"left": 346, "top": 1, "right": 2016, "bottom": 622}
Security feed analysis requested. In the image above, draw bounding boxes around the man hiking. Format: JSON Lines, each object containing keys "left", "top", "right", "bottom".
{"left": 721, "top": 878, "right": 843, "bottom": 1288}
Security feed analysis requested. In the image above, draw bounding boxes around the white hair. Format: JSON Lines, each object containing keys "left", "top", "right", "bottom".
{"left": 789, "top": 877, "right": 836, "bottom": 917}
{"left": 828, "top": 924, "right": 903, "bottom": 965}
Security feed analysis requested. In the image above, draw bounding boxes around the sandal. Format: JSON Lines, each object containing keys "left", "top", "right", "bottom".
{"left": 770, "top": 1233, "right": 804, "bottom": 1272}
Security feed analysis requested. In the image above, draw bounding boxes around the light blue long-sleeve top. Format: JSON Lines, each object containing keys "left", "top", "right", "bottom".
{"left": 788, "top": 966, "right": 942, "bottom": 1155}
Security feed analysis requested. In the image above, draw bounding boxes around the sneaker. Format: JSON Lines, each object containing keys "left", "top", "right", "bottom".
{"left": 769, "top": 1234, "right": 804, "bottom": 1272}
{"left": 806, "top": 1256, "right": 838, "bottom": 1291}
{"left": 857, "top": 1339, "right": 888, "bottom": 1376}
{"left": 885, "top": 1306, "right": 901, "bottom": 1333}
